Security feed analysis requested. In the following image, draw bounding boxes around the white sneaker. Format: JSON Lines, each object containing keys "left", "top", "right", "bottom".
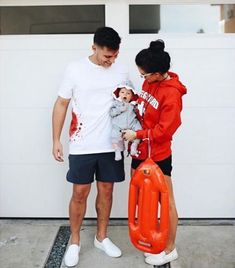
{"left": 144, "top": 251, "right": 164, "bottom": 258}
{"left": 94, "top": 236, "right": 122, "bottom": 257}
{"left": 144, "top": 252, "right": 152, "bottom": 257}
{"left": 145, "top": 248, "right": 178, "bottom": 266}
{"left": 64, "top": 244, "right": 81, "bottom": 267}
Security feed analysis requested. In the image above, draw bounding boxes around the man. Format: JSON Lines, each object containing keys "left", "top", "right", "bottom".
{"left": 52, "top": 27, "right": 128, "bottom": 267}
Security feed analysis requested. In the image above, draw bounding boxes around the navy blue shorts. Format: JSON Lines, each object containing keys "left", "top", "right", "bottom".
{"left": 131, "top": 155, "right": 172, "bottom": 176}
{"left": 66, "top": 152, "right": 125, "bottom": 184}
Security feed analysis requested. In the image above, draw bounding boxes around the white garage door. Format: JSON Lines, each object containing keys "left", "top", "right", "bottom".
{"left": 0, "top": 0, "right": 235, "bottom": 218}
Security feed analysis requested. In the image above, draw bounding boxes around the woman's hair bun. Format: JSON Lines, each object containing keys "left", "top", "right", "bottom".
{"left": 149, "top": 39, "right": 165, "bottom": 53}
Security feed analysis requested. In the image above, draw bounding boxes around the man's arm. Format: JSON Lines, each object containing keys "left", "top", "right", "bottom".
{"left": 52, "top": 96, "right": 70, "bottom": 162}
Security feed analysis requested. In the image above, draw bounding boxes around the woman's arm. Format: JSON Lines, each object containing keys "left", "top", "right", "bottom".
{"left": 136, "top": 97, "right": 182, "bottom": 142}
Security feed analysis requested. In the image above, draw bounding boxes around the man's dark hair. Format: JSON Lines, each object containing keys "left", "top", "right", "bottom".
{"left": 94, "top": 27, "right": 121, "bottom": 50}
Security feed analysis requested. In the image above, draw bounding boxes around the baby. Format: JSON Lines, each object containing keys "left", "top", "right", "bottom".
{"left": 110, "top": 80, "right": 142, "bottom": 161}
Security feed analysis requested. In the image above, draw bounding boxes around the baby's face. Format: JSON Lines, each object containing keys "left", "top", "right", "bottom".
{"left": 119, "top": 88, "right": 133, "bottom": 103}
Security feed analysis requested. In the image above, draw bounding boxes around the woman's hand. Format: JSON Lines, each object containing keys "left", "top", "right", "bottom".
{"left": 122, "top": 129, "right": 137, "bottom": 142}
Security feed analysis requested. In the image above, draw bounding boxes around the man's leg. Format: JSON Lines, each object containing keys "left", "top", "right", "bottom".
{"left": 94, "top": 181, "right": 121, "bottom": 257}
{"left": 93, "top": 152, "right": 124, "bottom": 257}
{"left": 69, "top": 183, "right": 91, "bottom": 244}
{"left": 95, "top": 181, "right": 114, "bottom": 240}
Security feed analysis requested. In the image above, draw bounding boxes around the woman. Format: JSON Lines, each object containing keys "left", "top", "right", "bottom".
{"left": 123, "top": 39, "right": 187, "bottom": 266}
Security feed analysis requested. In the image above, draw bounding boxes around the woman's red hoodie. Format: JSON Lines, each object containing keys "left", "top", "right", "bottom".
{"left": 135, "top": 72, "right": 187, "bottom": 161}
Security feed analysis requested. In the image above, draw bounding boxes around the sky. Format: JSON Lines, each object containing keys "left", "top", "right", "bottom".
{"left": 160, "top": 4, "right": 220, "bottom": 33}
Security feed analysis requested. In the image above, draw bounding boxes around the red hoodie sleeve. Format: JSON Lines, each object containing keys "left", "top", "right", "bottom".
{"left": 136, "top": 89, "right": 182, "bottom": 143}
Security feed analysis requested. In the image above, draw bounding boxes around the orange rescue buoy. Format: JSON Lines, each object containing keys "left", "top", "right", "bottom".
{"left": 128, "top": 158, "right": 169, "bottom": 254}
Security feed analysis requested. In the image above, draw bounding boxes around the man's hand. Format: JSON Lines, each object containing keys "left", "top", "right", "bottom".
{"left": 53, "top": 141, "right": 64, "bottom": 162}
{"left": 122, "top": 129, "right": 137, "bottom": 142}
{"left": 52, "top": 96, "right": 70, "bottom": 162}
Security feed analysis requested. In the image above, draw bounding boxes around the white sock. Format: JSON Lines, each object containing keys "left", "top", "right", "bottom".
{"left": 115, "top": 150, "right": 122, "bottom": 161}
{"left": 130, "top": 143, "right": 138, "bottom": 156}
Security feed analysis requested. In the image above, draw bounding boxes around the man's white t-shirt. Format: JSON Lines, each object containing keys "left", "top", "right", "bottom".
{"left": 58, "top": 57, "right": 128, "bottom": 155}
